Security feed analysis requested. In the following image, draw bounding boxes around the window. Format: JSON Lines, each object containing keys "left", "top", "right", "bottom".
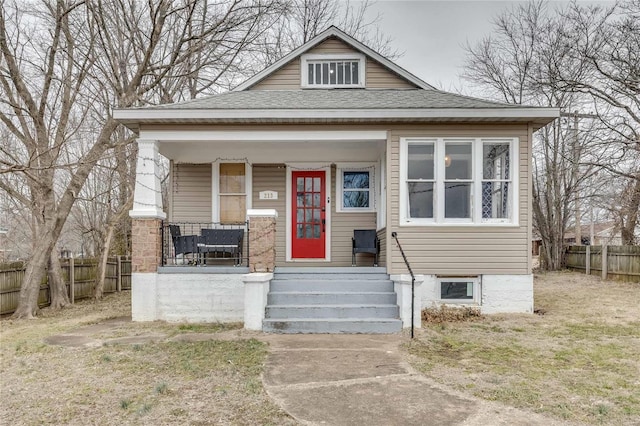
{"left": 301, "top": 53, "right": 365, "bottom": 88}
{"left": 337, "top": 166, "right": 375, "bottom": 212}
{"left": 218, "top": 163, "right": 246, "bottom": 224}
{"left": 400, "top": 137, "right": 517, "bottom": 225}
{"left": 439, "top": 277, "right": 479, "bottom": 303}
{"left": 482, "top": 142, "right": 511, "bottom": 221}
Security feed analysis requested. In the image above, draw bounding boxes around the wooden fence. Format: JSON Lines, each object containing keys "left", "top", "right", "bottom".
{"left": 0, "top": 256, "right": 131, "bottom": 315}
{"left": 565, "top": 246, "right": 640, "bottom": 283}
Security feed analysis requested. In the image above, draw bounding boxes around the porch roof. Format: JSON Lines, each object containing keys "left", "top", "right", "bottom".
{"left": 114, "top": 89, "right": 559, "bottom": 131}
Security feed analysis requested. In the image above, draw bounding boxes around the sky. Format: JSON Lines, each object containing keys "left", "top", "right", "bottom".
{"left": 363, "top": 1, "right": 612, "bottom": 93}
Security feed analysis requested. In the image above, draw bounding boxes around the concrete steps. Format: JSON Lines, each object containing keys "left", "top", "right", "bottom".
{"left": 263, "top": 268, "right": 401, "bottom": 334}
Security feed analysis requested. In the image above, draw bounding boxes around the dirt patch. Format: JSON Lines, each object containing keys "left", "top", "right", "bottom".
{"left": 0, "top": 291, "right": 294, "bottom": 425}
{"left": 405, "top": 271, "right": 640, "bottom": 425}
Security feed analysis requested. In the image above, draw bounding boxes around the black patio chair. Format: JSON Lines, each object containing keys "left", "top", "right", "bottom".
{"left": 352, "top": 229, "right": 379, "bottom": 266}
{"left": 169, "top": 225, "right": 200, "bottom": 263}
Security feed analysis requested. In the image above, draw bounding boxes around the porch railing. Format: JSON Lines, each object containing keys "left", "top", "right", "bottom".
{"left": 161, "top": 221, "right": 249, "bottom": 267}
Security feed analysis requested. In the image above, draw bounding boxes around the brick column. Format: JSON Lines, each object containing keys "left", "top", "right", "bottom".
{"left": 247, "top": 209, "right": 278, "bottom": 273}
{"left": 131, "top": 218, "right": 163, "bottom": 273}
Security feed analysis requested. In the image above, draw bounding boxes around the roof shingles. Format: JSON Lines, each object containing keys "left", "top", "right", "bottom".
{"left": 139, "top": 89, "right": 527, "bottom": 111}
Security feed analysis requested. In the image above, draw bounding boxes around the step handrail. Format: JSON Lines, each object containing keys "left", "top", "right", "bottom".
{"left": 391, "top": 232, "right": 415, "bottom": 339}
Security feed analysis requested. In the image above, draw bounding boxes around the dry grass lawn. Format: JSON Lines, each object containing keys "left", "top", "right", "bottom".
{"left": 0, "top": 292, "right": 294, "bottom": 425}
{"left": 406, "top": 270, "right": 640, "bottom": 425}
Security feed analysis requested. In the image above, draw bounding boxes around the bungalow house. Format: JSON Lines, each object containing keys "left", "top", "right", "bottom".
{"left": 115, "top": 27, "right": 559, "bottom": 333}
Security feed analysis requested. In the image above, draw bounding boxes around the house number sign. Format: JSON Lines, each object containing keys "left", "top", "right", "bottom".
{"left": 259, "top": 190, "right": 278, "bottom": 200}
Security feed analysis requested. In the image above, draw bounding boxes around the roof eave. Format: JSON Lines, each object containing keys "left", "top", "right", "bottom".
{"left": 114, "top": 107, "right": 559, "bottom": 127}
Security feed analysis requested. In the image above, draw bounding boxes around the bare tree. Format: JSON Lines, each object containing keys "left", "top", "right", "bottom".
{"left": 0, "top": 0, "right": 284, "bottom": 318}
{"left": 254, "top": 0, "right": 400, "bottom": 68}
{"left": 462, "top": 1, "right": 603, "bottom": 269}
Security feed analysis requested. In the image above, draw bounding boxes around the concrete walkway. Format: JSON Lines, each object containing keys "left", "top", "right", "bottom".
{"left": 44, "top": 319, "right": 574, "bottom": 425}
{"left": 260, "top": 334, "right": 573, "bottom": 426}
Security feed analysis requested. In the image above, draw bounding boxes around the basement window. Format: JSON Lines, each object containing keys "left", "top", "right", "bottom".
{"left": 438, "top": 277, "right": 479, "bottom": 304}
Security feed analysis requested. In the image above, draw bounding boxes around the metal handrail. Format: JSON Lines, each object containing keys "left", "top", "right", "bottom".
{"left": 391, "top": 231, "right": 416, "bottom": 339}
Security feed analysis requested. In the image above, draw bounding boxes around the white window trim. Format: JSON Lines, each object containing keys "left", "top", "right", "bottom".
{"left": 211, "top": 161, "right": 252, "bottom": 224}
{"left": 399, "top": 137, "right": 519, "bottom": 226}
{"left": 301, "top": 53, "right": 366, "bottom": 88}
{"left": 377, "top": 153, "right": 387, "bottom": 230}
{"left": 336, "top": 163, "right": 376, "bottom": 213}
{"left": 438, "top": 276, "right": 480, "bottom": 305}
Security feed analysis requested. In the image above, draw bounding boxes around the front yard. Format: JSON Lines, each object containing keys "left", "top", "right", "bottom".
{"left": 0, "top": 292, "right": 293, "bottom": 425}
{"left": 2, "top": 271, "right": 638, "bottom": 425}
{"left": 407, "top": 271, "right": 640, "bottom": 425}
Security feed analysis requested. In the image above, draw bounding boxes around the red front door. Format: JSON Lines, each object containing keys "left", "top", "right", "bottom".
{"left": 292, "top": 171, "right": 326, "bottom": 259}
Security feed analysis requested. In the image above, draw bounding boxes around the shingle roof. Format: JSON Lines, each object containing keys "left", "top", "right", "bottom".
{"left": 138, "top": 89, "right": 527, "bottom": 111}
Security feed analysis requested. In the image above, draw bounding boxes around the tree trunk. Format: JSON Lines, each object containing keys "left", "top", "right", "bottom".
{"left": 94, "top": 224, "right": 115, "bottom": 299}
{"left": 49, "top": 252, "right": 70, "bottom": 309}
{"left": 11, "top": 232, "right": 57, "bottom": 318}
{"left": 621, "top": 178, "right": 640, "bottom": 245}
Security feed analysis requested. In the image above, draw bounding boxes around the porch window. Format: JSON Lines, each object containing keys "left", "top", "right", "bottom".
{"left": 219, "top": 163, "right": 246, "bottom": 224}
{"left": 301, "top": 53, "right": 365, "bottom": 88}
{"left": 400, "top": 137, "right": 517, "bottom": 225}
{"left": 336, "top": 166, "right": 375, "bottom": 212}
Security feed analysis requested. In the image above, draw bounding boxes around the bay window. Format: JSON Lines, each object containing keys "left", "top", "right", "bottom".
{"left": 400, "top": 137, "right": 517, "bottom": 225}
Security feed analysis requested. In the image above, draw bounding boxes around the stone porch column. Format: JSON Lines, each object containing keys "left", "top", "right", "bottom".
{"left": 247, "top": 209, "right": 278, "bottom": 273}
{"left": 129, "top": 139, "right": 166, "bottom": 321}
{"left": 243, "top": 209, "right": 277, "bottom": 330}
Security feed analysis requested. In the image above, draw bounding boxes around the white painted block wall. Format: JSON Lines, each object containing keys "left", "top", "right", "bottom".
{"left": 132, "top": 273, "right": 245, "bottom": 322}
{"left": 420, "top": 274, "right": 533, "bottom": 314}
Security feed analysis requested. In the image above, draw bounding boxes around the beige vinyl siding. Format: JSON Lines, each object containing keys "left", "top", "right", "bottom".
{"left": 251, "top": 164, "right": 376, "bottom": 267}
{"left": 251, "top": 165, "right": 287, "bottom": 265}
{"left": 365, "top": 59, "right": 417, "bottom": 89}
{"left": 249, "top": 37, "right": 417, "bottom": 90}
{"left": 170, "top": 163, "right": 212, "bottom": 222}
{"left": 377, "top": 228, "right": 387, "bottom": 267}
{"left": 387, "top": 124, "right": 530, "bottom": 276}
{"left": 251, "top": 60, "right": 300, "bottom": 90}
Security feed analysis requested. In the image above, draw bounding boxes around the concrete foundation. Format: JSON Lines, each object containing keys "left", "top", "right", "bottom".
{"left": 420, "top": 274, "right": 533, "bottom": 314}
{"left": 131, "top": 271, "right": 246, "bottom": 322}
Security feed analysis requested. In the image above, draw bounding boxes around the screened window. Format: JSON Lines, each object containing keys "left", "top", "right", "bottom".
{"left": 401, "top": 137, "right": 516, "bottom": 225}
{"left": 219, "top": 163, "right": 246, "bottom": 224}
{"left": 302, "top": 54, "right": 365, "bottom": 88}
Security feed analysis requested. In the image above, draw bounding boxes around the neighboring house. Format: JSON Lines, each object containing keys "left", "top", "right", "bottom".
{"left": 115, "top": 27, "right": 559, "bottom": 332}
